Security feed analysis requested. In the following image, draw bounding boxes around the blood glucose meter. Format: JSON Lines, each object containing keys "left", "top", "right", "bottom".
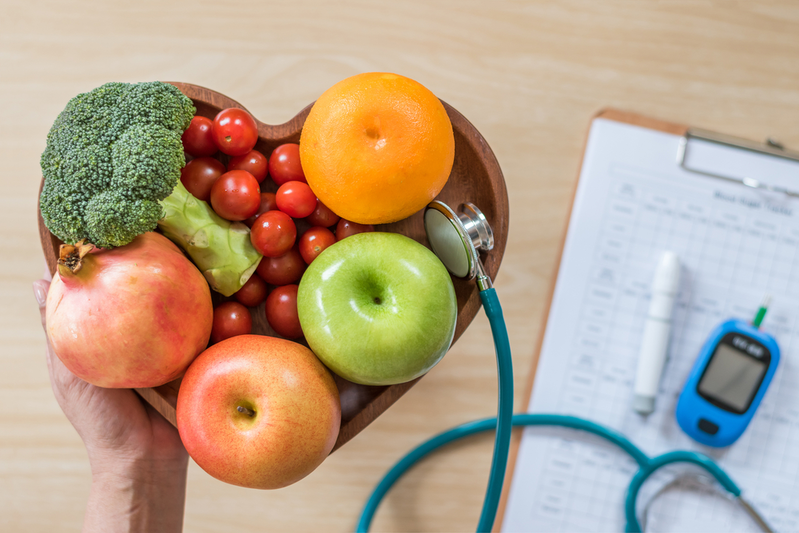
{"left": 676, "top": 314, "right": 780, "bottom": 448}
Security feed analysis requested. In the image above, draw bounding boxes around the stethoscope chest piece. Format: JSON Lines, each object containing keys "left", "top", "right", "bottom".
{"left": 424, "top": 201, "right": 494, "bottom": 286}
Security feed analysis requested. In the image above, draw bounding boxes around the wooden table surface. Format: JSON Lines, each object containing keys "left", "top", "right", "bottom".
{"left": 2, "top": 1, "right": 798, "bottom": 532}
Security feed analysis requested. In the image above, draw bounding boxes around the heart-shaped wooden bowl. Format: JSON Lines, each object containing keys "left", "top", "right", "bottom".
{"left": 38, "top": 82, "right": 508, "bottom": 452}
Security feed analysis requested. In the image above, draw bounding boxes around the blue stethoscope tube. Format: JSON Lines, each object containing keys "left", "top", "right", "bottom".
{"left": 476, "top": 289, "right": 514, "bottom": 532}
{"left": 356, "top": 289, "right": 764, "bottom": 533}
{"left": 356, "top": 412, "right": 748, "bottom": 532}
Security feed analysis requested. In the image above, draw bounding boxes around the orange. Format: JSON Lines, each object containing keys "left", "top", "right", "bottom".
{"left": 299, "top": 73, "right": 455, "bottom": 225}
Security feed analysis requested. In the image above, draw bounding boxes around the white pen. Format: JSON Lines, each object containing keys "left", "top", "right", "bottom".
{"left": 633, "top": 251, "right": 681, "bottom": 415}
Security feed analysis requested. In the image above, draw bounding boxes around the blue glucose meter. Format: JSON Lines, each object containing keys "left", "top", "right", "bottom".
{"left": 676, "top": 314, "right": 780, "bottom": 448}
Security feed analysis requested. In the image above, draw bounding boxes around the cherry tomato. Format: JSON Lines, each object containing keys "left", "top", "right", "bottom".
{"left": 299, "top": 227, "right": 336, "bottom": 264}
{"left": 336, "top": 218, "right": 375, "bottom": 241}
{"left": 209, "top": 170, "right": 261, "bottom": 221}
{"left": 265, "top": 285, "right": 303, "bottom": 339}
{"left": 244, "top": 192, "right": 279, "bottom": 227}
{"left": 276, "top": 181, "right": 317, "bottom": 218}
{"left": 181, "top": 116, "right": 218, "bottom": 157}
{"left": 211, "top": 301, "right": 252, "bottom": 344}
{"left": 212, "top": 108, "right": 259, "bottom": 156}
{"left": 268, "top": 143, "right": 306, "bottom": 185}
{"left": 255, "top": 246, "right": 306, "bottom": 285}
{"left": 250, "top": 210, "right": 297, "bottom": 257}
{"left": 228, "top": 149, "right": 268, "bottom": 183}
{"left": 305, "top": 199, "right": 340, "bottom": 228}
{"left": 180, "top": 157, "right": 226, "bottom": 202}
{"left": 234, "top": 274, "right": 268, "bottom": 307}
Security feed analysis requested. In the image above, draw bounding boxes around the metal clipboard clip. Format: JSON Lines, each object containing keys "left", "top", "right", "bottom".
{"left": 677, "top": 128, "right": 799, "bottom": 198}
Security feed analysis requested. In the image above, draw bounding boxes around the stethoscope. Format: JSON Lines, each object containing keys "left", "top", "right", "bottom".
{"left": 356, "top": 201, "right": 774, "bottom": 533}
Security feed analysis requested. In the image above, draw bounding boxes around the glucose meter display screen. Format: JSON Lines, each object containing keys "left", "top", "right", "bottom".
{"left": 698, "top": 344, "right": 767, "bottom": 413}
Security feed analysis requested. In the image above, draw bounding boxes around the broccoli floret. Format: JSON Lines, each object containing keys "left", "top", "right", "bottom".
{"left": 111, "top": 124, "right": 185, "bottom": 199}
{"left": 85, "top": 192, "right": 163, "bottom": 249}
{"left": 39, "top": 81, "right": 195, "bottom": 248}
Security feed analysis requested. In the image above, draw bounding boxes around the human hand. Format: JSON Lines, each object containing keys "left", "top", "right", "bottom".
{"left": 34, "top": 273, "right": 188, "bottom": 533}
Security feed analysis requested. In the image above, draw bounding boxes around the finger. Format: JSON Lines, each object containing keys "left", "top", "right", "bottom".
{"left": 33, "top": 279, "right": 58, "bottom": 375}
{"left": 33, "top": 279, "right": 50, "bottom": 333}
{"left": 42, "top": 264, "right": 53, "bottom": 282}
{"left": 33, "top": 279, "right": 82, "bottom": 398}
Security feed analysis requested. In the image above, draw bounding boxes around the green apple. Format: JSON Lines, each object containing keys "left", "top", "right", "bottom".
{"left": 297, "top": 232, "right": 458, "bottom": 386}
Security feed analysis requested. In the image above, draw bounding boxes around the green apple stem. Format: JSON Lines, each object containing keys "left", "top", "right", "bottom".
{"left": 237, "top": 405, "right": 256, "bottom": 417}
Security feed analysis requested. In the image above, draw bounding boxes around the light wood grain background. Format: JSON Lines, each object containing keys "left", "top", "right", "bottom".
{"left": 2, "top": 1, "right": 798, "bottom": 531}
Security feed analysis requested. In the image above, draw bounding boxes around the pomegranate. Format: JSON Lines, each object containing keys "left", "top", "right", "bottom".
{"left": 46, "top": 232, "right": 213, "bottom": 388}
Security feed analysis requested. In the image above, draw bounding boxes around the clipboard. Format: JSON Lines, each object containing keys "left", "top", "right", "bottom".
{"left": 494, "top": 108, "right": 799, "bottom": 532}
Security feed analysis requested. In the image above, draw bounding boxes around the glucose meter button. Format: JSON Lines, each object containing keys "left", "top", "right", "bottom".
{"left": 698, "top": 418, "right": 719, "bottom": 435}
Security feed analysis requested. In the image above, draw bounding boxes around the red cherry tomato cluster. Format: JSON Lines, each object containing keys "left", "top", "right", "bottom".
{"left": 181, "top": 110, "right": 376, "bottom": 344}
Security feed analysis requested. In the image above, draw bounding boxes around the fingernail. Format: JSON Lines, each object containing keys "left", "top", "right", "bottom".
{"left": 33, "top": 282, "right": 47, "bottom": 307}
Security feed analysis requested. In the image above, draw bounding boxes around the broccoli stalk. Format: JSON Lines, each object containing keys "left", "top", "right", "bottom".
{"left": 158, "top": 182, "right": 261, "bottom": 297}
{"left": 39, "top": 81, "right": 262, "bottom": 296}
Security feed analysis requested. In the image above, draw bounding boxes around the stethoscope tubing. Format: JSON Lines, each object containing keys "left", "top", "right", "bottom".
{"left": 624, "top": 450, "right": 741, "bottom": 532}
{"left": 355, "top": 411, "right": 756, "bottom": 533}
{"left": 476, "top": 288, "right": 514, "bottom": 532}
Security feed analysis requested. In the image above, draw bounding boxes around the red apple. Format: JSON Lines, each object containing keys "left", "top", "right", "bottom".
{"left": 176, "top": 335, "right": 341, "bottom": 489}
